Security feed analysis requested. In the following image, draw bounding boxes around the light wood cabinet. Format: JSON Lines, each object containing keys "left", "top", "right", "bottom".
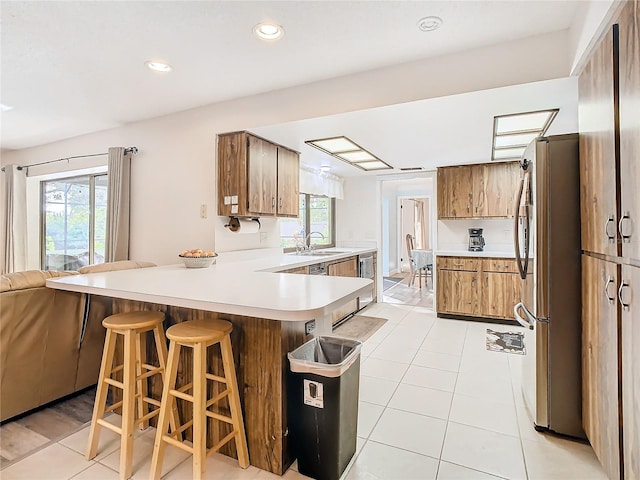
{"left": 436, "top": 256, "right": 521, "bottom": 320}
{"left": 280, "top": 266, "right": 309, "bottom": 275}
{"left": 437, "top": 162, "right": 519, "bottom": 219}
{"left": 581, "top": 255, "right": 621, "bottom": 480}
{"left": 327, "top": 257, "right": 359, "bottom": 325}
{"left": 621, "top": 264, "right": 640, "bottom": 480}
{"left": 579, "top": 3, "right": 640, "bottom": 477}
{"left": 578, "top": 25, "right": 618, "bottom": 257}
{"left": 217, "top": 131, "right": 299, "bottom": 218}
{"left": 437, "top": 166, "right": 473, "bottom": 218}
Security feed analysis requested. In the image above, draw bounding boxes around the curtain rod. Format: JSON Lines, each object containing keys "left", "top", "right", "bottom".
{"left": 1, "top": 147, "right": 138, "bottom": 172}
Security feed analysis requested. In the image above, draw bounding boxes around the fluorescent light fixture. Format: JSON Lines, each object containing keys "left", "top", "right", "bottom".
{"left": 145, "top": 61, "right": 172, "bottom": 73}
{"left": 306, "top": 136, "right": 393, "bottom": 171}
{"left": 254, "top": 22, "right": 284, "bottom": 41}
{"left": 491, "top": 109, "right": 558, "bottom": 161}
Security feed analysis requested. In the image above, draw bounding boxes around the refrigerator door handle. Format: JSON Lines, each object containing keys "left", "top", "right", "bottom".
{"left": 514, "top": 170, "right": 530, "bottom": 280}
{"left": 514, "top": 302, "right": 534, "bottom": 330}
{"left": 514, "top": 176, "right": 526, "bottom": 280}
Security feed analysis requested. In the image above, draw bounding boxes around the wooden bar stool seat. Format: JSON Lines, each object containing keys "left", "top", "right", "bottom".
{"left": 87, "top": 311, "right": 178, "bottom": 480}
{"left": 149, "top": 318, "right": 249, "bottom": 480}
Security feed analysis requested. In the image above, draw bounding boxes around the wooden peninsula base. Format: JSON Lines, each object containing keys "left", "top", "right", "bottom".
{"left": 110, "top": 299, "right": 333, "bottom": 475}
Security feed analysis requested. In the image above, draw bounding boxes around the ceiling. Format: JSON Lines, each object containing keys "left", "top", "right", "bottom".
{"left": 1, "top": 1, "right": 588, "bottom": 154}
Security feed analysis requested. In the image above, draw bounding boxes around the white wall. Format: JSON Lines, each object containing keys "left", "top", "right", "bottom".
{"left": 336, "top": 176, "right": 378, "bottom": 247}
{"left": 0, "top": 28, "right": 589, "bottom": 271}
{"left": 437, "top": 219, "right": 514, "bottom": 254}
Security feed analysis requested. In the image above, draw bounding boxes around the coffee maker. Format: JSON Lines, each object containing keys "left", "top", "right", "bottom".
{"left": 468, "top": 228, "right": 485, "bottom": 252}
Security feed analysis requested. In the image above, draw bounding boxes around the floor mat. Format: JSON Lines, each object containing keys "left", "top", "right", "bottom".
{"left": 383, "top": 276, "right": 404, "bottom": 291}
{"left": 333, "top": 315, "right": 388, "bottom": 342}
{"left": 486, "top": 329, "right": 526, "bottom": 355}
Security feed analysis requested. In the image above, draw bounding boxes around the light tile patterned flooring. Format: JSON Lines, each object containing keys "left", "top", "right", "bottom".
{"left": 1, "top": 302, "right": 607, "bottom": 479}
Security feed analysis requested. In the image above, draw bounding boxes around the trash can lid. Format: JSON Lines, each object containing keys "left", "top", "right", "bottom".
{"left": 288, "top": 335, "right": 362, "bottom": 378}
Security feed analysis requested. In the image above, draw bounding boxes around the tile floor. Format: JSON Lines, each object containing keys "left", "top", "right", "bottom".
{"left": 1, "top": 302, "right": 607, "bottom": 480}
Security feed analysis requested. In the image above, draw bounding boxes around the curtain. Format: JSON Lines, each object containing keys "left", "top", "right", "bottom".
{"left": 414, "top": 200, "right": 428, "bottom": 250}
{"left": 2, "top": 165, "right": 27, "bottom": 273}
{"left": 299, "top": 166, "right": 344, "bottom": 199}
{"left": 105, "top": 147, "right": 131, "bottom": 262}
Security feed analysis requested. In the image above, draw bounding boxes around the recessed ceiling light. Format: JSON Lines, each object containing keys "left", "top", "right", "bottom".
{"left": 254, "top": 22, "right": 284, "bottom": 41}
{"left": 417, "top": 16, "right": 443, "bottom": 32}
{"left": 144, "top": 61, "right": 172, "bottom": 73}
{"left": 0, "top": 103, "right": 14, "bottom": 112}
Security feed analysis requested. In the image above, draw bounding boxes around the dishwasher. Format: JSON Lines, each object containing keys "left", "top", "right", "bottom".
{"left": 309, "top": 263, "right": 326, "bottom": 275}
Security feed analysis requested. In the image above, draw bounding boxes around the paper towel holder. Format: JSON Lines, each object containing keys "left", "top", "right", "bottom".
{"left": 224, "top": 216, "right": 260, "bottom": 232}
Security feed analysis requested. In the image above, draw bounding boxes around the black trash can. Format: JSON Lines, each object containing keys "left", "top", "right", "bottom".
{"left": 287, "top": 335, "right": 362, "bottom": 480}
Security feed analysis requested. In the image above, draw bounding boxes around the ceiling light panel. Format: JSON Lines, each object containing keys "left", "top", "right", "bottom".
{"left": 306, "top": 136, "right": 392, "bottom": 171}
{"left": 145, "top": 61, "right": 172, "bottom": 73}
{"left": 491, "top": 108, "right": 558, "bottom": 161}
{"left": 495, "top": 110, "right": 557, "bottom": 134}
{"left": 337, "top": 151, "right": 376, "bottom": 162}
{"left": 310, "top": 137, "right": 359, "bottom": 153}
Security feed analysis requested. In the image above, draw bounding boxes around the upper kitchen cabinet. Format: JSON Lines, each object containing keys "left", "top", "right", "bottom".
{"left": 578, "top": 23, "right": 618, "bottom": 257}
{"left": 618, "top": 0, "right": 640, "bottom": 262}
{"left": 437, "top": 162, "right": 519, "bottom": 219}
{"left": 579, "top": 0, "right": 639, "bottom": 261}
{"left": 217, "top": 131, "right": 299, "bottom": 218}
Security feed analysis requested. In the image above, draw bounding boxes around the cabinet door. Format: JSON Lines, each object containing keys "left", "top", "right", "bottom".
{"left": 327, "top": 257, "right": 358, "bottom": 277}
{"left": 483, "top": 162, "right": 520, "bottom": 217}
{"left": 621, "top": 264, "right": 640, "bottom": 480}
{"left": 582, "top": 255, "right": 620, "bottom": 480}
{"left": 277, "top": 147, "right": 300, "bottom": 217}
{"left": 579, "top": 27, "right": 618, "bottom": 256}
{"left": 247, "top": 135, "right": 277, "bottom": 215}
{"left": 472, "top": 164, "right": 487, "bottom": 217}
{"left": 618, "top": 0, "right": 640, "bottom": 262}
{"left": 480, "top": 272, "right": 520, "bottom": 319}
{"left": 327, "top": 257, "right": 359, "bottom": 324}
{"left": 437, "top": 166, "right": 473, "bottom": 218}
{"left": 437, "top": 269, "right": 479, "bottom": 315}
{"left": 217, "top": 132, "right": 248, "bottom": 217}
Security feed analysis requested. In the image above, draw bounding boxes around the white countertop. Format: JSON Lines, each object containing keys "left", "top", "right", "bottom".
{"left": 46, "top": 248, "right": 375, "bottom": 322}
{"left": 436, "top": 250, "right": 516, "bottom": 258}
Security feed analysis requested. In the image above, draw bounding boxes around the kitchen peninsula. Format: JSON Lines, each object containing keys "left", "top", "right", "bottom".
{"left": 46, "top": 248, "right": 374, "bottom": 476}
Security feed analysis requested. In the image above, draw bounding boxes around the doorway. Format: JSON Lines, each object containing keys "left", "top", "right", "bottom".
{"left": 380, "top": 174, "right": 435, "bottom": 307}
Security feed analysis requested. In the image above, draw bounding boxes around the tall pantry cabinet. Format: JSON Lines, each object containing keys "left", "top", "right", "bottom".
{"left": 578, "top": 1, "right": 639, "bottom": 479}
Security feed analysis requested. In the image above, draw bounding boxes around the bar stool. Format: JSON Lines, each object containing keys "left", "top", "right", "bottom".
{"left": 86, "top": 311, "right": 178, "bottom": 480}
{"left": 149, "top": 319, "right": 249, "bottom": 480}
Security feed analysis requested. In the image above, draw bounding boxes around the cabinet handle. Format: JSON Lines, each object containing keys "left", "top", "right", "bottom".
{"left": 618, "top": 281, "right": 631, "bottom": 311}
{"left": 453, "top": 263, "right": 465, "bottom": 267}
{"left": 605, "top": 215, "right": 616, "bottom": 242}
{"left": 272, "top": 196, "right": 276, "bottom": 208}
{"left": 279, "top": 197, "right": 283, "bottom": 209}
{"left": 604, "top": 276, "right": 616, "bottom": 304}
{"left": 618, "top": 212, "right": 632, "bottom": 243}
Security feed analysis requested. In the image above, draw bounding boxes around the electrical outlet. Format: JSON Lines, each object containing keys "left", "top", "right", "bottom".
{"left": 260, "top": 232, "right": 268, "bottom": 243}
{"left": 200, "top": 204, "right": 207, "bottom": 219}
{"left": 305, "top": 320, "right": 315, "bottom": 335}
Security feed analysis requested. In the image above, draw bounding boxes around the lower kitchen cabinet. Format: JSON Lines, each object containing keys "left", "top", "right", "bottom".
{"left": 436, "top": 256, "right": 521, "bottom": 320}
{"left": 327, "top": 257, "right": 359, "bottom": 325}
{"left": 437, "top": 269, "right": 479, "bottom": 316}
{"left": 582, "top": 255, "right": 621, "bottom": 480}
{"left": 582, "top": 255, "right": 640, "bottom": 480}
{"left": 621, "top": 264, "right": 640, "bottom": 479}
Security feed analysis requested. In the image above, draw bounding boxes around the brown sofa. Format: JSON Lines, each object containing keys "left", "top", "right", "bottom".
{"left": 0, "top": 261, "right": 155, "bottom": 422}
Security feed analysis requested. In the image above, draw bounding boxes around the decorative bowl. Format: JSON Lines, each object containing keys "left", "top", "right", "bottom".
{"left": 179, "top": 254, "right": 217, "bottom": 268}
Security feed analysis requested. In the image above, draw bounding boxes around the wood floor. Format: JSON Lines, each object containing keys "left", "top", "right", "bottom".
{"left": 0, "top": 387, "right": 96, "bottom": 470}
{"left": 382, "top": 270, "right": 434, "bottom": 308}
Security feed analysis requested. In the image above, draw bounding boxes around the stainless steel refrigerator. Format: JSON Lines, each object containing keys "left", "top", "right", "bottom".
{"left": 513, "top": 133, "right": 585, "bottom": 439}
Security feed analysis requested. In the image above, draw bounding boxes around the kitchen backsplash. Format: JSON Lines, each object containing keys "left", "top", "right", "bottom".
{"left": 437, "top": 219, "right": 514, "bottom": 252}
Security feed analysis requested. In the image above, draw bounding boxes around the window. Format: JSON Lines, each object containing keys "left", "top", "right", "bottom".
{"left": 280, "top": 194, "right": 335, "bottom": 250}
{"left": 41, "top": 174, "right": 108, "bottom": 271}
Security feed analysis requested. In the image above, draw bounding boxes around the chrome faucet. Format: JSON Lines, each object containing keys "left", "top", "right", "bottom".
{"left": 296, "top": 231, "right": 325, "bottom": 254}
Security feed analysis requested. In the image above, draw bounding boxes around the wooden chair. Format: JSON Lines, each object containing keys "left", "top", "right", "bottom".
{"left": 406, "top": 234, "right": 422, "bottom": 288}
{"left": 87, "top": 311, "right": 178, "bottom": 480}
{"left": 149, "top": 319, "right": 249, "bottom": 480}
